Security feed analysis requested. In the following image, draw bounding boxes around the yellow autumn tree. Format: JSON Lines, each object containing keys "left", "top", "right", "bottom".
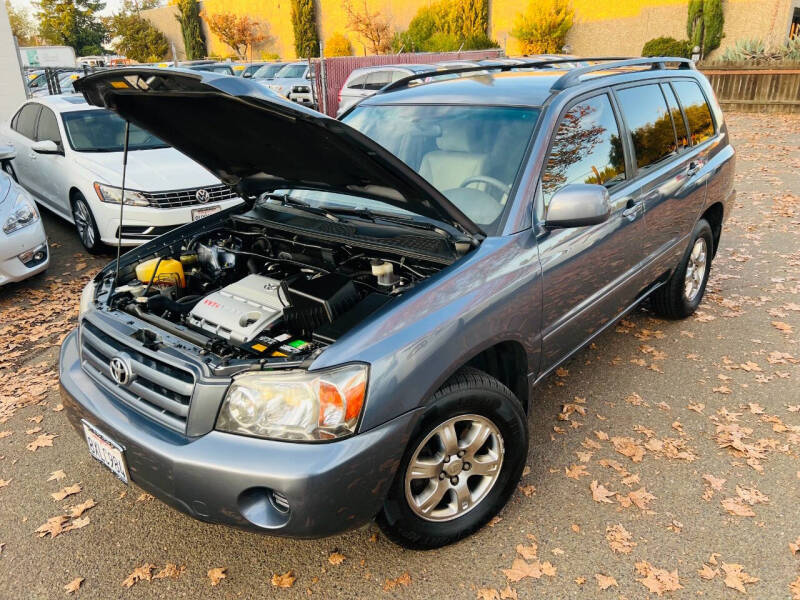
{"left": 512, "top": 0, "right": 574, "bottom": 54}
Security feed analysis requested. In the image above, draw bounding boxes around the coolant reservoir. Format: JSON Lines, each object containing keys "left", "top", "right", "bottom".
{"left": 135, "top": 257, "right": 186, "bottom": 288}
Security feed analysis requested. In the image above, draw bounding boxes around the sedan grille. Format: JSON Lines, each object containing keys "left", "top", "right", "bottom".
{"left": 79, "top": 320, "right": 195, "bottom": 431}
{"left": 141, "top": 184, "right": 237, "bottom": 208}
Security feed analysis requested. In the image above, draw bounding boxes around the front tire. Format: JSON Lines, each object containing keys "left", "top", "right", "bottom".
{"left": 650, "top": 219, "right": 713, "bottom": 319}
{"left": 71, "top": 192, "right": 103, "bottom": 254}
{"left": 377, "top": 367, "right": 528, "bottom": 549}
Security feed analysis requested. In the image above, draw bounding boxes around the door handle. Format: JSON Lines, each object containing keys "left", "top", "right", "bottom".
{"left": 687, "top": 161, "right": 702, "bottom": 177}
{"left": 622, "top": 199, "right": 644, "bottom": 221}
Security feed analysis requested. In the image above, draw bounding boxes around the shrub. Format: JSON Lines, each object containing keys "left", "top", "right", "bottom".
{"left": 642, "top": 36, "right": 692, "bottom": 58}
{"left": 325, "top": 32, "right": 353, "bottom": 57}
{"left": 175, "top": 0, "right": 206, "bottom": 60}
{"left": 511, "top": 0, "right": 574, "bottom": 54}
{"left": 393, "top": 0, "right": 495, "bottom": 53}
{"left": 291, "top": 0, "right": 319, "bottom": 58}
{"left": 687, "top": 0, "right": 724, "bottom": 58}
{"left": 720, "top": 38, "right": 800, "bottom": 64}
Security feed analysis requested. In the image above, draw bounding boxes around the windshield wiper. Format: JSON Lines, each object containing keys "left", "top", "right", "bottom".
{"left": 265, "top": 193, "right": 342, "bottom": 222}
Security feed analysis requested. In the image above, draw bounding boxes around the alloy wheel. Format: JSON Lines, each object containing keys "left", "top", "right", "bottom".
{"left": 684, "top": 237, "right": 707, "bottom": 302}
{"left": 404, "top": 414, "right": 504, "bottom": 522}
{"left": 72, "top": 199, "right": 95, "bottom": 248}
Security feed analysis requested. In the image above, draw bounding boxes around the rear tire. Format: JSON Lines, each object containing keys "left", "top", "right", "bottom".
{"left": 377, "top": 367, "right": 528, "bottom": 549}
{"left": 71, "top": 192, "right": 103, "bottom": 254}
{"left": 650, "top": 219, "right": 713, "bottom": 319}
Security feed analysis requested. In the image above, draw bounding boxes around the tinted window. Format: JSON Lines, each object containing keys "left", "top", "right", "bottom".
{"left": 363, "top": 70, "right": 394, "bottom": 90}
{"left": 542, "top": 94, "right": 625, "bottom": 204}
{"left": 36, "top": 107, "right": 62, "bottom": 144}
{"left": 673, "top": 80, "right": 714, "bottom": 145}
{"left": 662, "top": 83, "right": 690, "bottom": 150}
{"left": 616, "top": 84, "right": 677, "bottom": 170}
{"left": 276, "top": 64, "right": 306, "bottom": 79}
{"left": 13, "top": 104, "right": 41, "bottom": 139}
{"left": 346, "top": 73, "right": 368, "bottom": 89}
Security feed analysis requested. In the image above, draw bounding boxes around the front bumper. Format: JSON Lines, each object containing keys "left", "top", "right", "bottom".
{"left": 59, "top": 329, "right": 418, "bottom": 537}
{"left": 0, "top": 221, "right": 48, "bottom": 285}
{"left": 92, "top": 197, "right": 244, "bottom": 246}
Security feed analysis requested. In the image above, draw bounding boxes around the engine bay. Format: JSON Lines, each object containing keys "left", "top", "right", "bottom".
{"left": 104, "top": 211, "right": 455, "bottom": 363}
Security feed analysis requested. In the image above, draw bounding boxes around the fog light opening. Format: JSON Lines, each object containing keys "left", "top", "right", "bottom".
{"left": 270, "top": 490, "right": 290, "bottom": 514}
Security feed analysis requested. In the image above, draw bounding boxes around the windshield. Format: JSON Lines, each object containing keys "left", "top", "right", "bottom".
{"left": 253, "top": 63, "right": 285, "bottom": 79}
{"left": 62, "top": 109, "right": 169, "bottom": 152}
{"left": 342, "top": 104, "right": 540, "bottom": 232}
{"left": 276, "top": 64, "right": 306, "bottom": 79}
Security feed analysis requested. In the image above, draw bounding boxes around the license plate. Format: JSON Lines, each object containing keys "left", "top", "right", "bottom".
{"left": 191, "top": 205, "right": 221, "bottom": 221}
{"left": 82, "top": 420, "right": 129, "bottom": 484}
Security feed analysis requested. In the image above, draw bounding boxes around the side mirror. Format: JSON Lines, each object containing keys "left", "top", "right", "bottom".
{"left": 31, "top": 140, "right": 62, "bottom": 155}
{"left": 545, "top": 184, "right": 611, "bottom": 228}
{"left": 243, "top": 72, "right": 252, "bottom": 78}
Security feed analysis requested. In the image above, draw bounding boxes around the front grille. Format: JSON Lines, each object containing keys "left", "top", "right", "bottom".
{"left": 79, "top": 320, "right": 195, "bottom": 431}
{"left": 142, "top": 184, "right": 237, "bottom": 208}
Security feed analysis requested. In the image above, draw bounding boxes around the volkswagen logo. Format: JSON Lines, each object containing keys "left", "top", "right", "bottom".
{"left": 195, "top": 188, "right": 211, "bottom": 203}
{"left": 109, "top": 355, "right": 133, "bottom": 386}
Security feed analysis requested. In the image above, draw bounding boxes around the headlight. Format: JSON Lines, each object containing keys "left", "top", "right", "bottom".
{"left": 79, "top": 279, "right": 97, "bottom": 319}
{"left": 292, "top": 85, "right": 310, "bottom": 93}
{"left": 216, "top": 364, "right": 368, "bottom": 441}
{"left": 93, "top": 183, "right": 149, "bottom": 207}
{"left": 2, "top": 190, "right": 40, "bottom": 234}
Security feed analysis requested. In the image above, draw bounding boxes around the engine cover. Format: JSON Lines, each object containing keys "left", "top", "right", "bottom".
{"left": 187, "top": 274, "right": 284, "bottom": 344}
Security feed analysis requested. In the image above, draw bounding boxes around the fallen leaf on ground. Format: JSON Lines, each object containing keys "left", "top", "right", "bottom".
{"left": 136, "top": 493, "right": 154, "bottom": 502}
{"left": 27, "top": 433, "right": 56, "bottom": 451}
{"left": 477, "top": 589, "right": 499, "bottom": 600}
{"left": 64, "top": 577, "right": 83, "bottom": 595}
{"left": 51, "top": 483, "right": 81, "bottom": 502}
{"left": 590, "top": 480, "right": 617, "bottom": 503}
{"left": 789, "top": 537, "right": 800, "bottom": 555}
{"left": 35, "top": 515, "right": 68, "bottom": 539}
{"left": 122, "top": 564, "right": 155, "bottom": 588}
{"left": 721, "top": 497, "right": 755, "bottom": 517}
{"left": 515, "top": 543, "right": 537, "bottom": 560}
{"left": 595, "top": 573, "right": 618, "bottom": 590}
{"left": 63, "top": 517, "right": 89, "bottom": 533}
{"left": 703, "top": 474, "right": 726, "bottom": 491}
{"left": 565, "top": 464, "right": 589, "bottom": 479}
{"left": 153, "top": 563, "right": 185, "bottom": 579}
{"left": 383, "top": 572, "right": 411, "bottom": 591}
{"left": 0, "top": 479, "right": 10, "bottom": 488}
{"left": 790, "top": 576, "right": 800, "bottom": 600}
{"left": 208, "top": 567, "right": 227, "bottom": 586}
{"left": 698, "top": 563, "right": 718, "bottom": 580}
{"left": 721, "top": 562, "right": 758, "bottom": 593}
{"left": 328, "top": 552, "right": 345, "bottom": 565}
{"left": 47, "top": 470, "right": 66, "bottom": 482}
{"left": 499, "top": 586, "right": 517, "bottom": 600}
{"left": 502, "top": 559, "right": 542, "bottom": 582}
{"left": 635, "top": 561, "right": 682, "bottom": 596}
{"left": 66, "top": 499, "right": 95, "bottom": 518}
{"left": 606, "top": 524, "right": 637, "bottom": 554}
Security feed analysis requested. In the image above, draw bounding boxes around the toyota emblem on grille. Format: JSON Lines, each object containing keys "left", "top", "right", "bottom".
{"left": 195, "top": 188, "right": 211, "bottom": 203}
{"left": 109, "top": 355, "right": 133, "bottom": 385}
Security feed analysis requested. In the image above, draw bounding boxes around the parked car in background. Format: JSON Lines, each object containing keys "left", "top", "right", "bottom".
{"left": 337, "top": 64, "right": 436, "bottom": 116}
{"left": 0, "top": 145, "right": 48, "bottom": 285}
{"left": 266, "top": 62, "right": 315, "bottom": 106}
{"left": 250, "top": 61, "right": 289, "bottom": 82}
{"left": 186, "top": 63, "right": 235, "bottom": 76}
{"left": 31, "top": 71, "right": 83, "bottom": 97}
{"left": 62, "top": 59, "right": 733, "bottom": 549}
{"left": 233, "top": 62, "right": 268, "bottom": 77}
{"left": 0, "top": 95, "right": 242, "bottom": 253}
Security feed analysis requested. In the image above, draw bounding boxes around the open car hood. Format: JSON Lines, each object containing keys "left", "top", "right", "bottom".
{"left": 74, "top": 68, "right": 482, "bottom": 236}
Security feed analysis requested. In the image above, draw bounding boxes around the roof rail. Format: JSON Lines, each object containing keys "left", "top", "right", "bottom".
{"left": 549, "top": 57, "right": 695, "bottom": 91}
{"left": 377, "top": 56, "right": 632, "bottom": 96}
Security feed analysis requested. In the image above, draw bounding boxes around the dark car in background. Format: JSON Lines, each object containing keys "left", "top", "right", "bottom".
{"left": 61, "top": 58, "right": 734, "bottom": 549}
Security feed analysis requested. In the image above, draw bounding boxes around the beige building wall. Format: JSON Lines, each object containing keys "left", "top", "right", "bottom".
{"left": 142, "top": 0, "right": 798, "bottom": 62}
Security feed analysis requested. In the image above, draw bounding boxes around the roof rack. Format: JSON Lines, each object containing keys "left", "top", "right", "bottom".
{"left": 375, "top": 56, "right": 694, "bottom": 96}
{"left": 549, "top": 57, "right": 695, "bottom": 91}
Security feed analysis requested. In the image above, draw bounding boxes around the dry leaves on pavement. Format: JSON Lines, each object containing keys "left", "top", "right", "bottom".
{"left": 122, "top": 564, "right": 156, "bottom": 588}
{"left": 64, "top": 577, "right": 83, "bottom": 595}
{"left": 26, "top": 433, "right": 56, "bottom": 452}
{"left": 271, "top": 570, "right": 295, "bottom": 588}
{"left": 606, "top": 524, "right": 637, "bottom": 554}
{"left": 590, "top": 480, "right": 617, "bottom": 503}
{"left": 635, "top": 561, "right": 682, "bottom": 596}
{"left": 328, "top": 552, "right": 345, "bottom": 565}
{"left": 51, "top": 483, "right": 81, "bottom": 502}
{"left": 595, "top": 573, "right": 618, "bottom": 590}
{"left": 721, "top": 562, "right": 759, "bottom": 593}
{"left": 382, "top": 572, "right": 411, "bottom": 591}
{"left": 153, "top": 564, "right": 185, "bottom": 579}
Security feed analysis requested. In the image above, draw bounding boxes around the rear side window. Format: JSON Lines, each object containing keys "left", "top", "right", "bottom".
{"left": 36, "top": 107, "right": 62, "bottom": 145}
{"left": 616, "top": 84, "right": 677, "bottom": 170}
{"left": 662, "top": 83, "right": 690, "bottom": 150}
{"left": 12, "top": 103, "right": 41, "bottom": 139}
{"left": 673, "top": 80, "right": 714, "bottom": 145}
{"left": 346, "top": 73, "right": 368, "bottom": 89}
{"left": 542, "top": 93, "right": 626, "bottom": 204}
{"left": 363, "top": 70, "right": 394, "bottom": 90}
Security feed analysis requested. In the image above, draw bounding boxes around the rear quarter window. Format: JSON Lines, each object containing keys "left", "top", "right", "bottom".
{"left": 673, "top": 80, "right": 715, "bottom": 145}
{"left": 616, "top": 83, "right": 677, "bottom": 171}
{"left": 13, "top": 103, "right": 42, "bottom": 140}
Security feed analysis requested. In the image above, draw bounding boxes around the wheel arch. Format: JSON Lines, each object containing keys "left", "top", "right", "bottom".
{"left": 700, "top": 202, "right": 724, "bottom": 257}
{"left": 462, "top": 340, "right": 530, "bottom": 413}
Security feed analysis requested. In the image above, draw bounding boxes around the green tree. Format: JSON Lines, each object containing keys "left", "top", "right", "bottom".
{"left": 393, "top": 0, "right": 494, "bottom": 53}
{"left": 35, "top": 0, "right": 107, "bottom": 56}
{"left": 110, "top": 0, "right": 169, "bottom": 62}
{"left": 687, "top": 0, "right": 724, "bottom": 58}
{"left": 511, "top": 0, "right": 574, "bottom": 54}
{"left": 291, "top": 0, "right": 319, "bottom": 58}
{"left": 6, "top": 0, "right": 37, "bottom": 45}
{"left": 175, "top": 0, "right": 206, "bottom": 59}
{"left": 642, "top": 36, "right": 692, "bottom": 58}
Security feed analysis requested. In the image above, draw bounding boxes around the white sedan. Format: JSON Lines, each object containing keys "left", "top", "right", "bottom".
{"left": 1, "top": 95, "right": 242, "bottom": 253}
{"left": 0, "top": 146, "right": 48, "bottom": 285}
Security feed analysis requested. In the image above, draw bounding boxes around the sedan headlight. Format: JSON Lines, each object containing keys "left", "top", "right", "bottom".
{"left": 217, "top": 365, "right": 368, "bottom": 441}
{"left": 2, "top": 190, "right": 40, "bottom": 234}
{"left": 93, "top": 182, "right": 149, "bottom": 207}
{"left": 79, "top": 279, "right": 97, "bottom": 319}
{"left": 292, "top": 85, "right": 310, "bottom": 93}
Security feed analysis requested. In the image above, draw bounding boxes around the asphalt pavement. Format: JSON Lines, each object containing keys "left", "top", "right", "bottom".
{"left": 0, "top": 113, "right": 798, "bottom": 599}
